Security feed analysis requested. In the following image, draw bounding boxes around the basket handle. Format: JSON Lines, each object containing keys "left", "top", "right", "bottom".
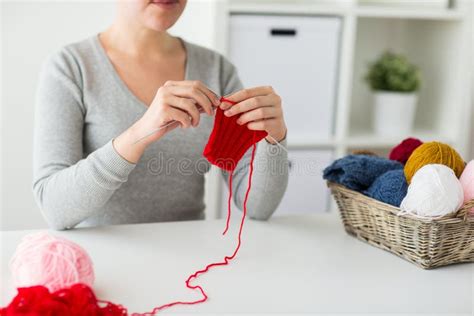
{"left": 456, "top": 199, "right": 474, "bottom": 221}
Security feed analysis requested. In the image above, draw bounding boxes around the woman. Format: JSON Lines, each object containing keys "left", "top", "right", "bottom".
{"left": 33, "top": 0, "right": 288, "bottom": 230}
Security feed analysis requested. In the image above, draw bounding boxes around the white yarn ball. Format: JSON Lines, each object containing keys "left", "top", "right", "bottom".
{"left": 400, "top": 164, "right": 464, "bottom": 218}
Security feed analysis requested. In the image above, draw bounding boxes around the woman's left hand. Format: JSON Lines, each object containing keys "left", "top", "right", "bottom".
{"left": 220, "top": 86, "right": 287, "bottom": 144}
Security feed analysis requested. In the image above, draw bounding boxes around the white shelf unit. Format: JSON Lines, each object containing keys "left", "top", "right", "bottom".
{"left": 194, "top": 0, "right": 473, "bottom": 219}
{"left": 355, "top": 7, "right": 465, "bottom": 20}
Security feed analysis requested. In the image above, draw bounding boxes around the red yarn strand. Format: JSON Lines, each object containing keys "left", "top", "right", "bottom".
{"left": 138, "top": 134, "right": 258, "bottom": 315}
{"left": 217, "top": 97, "right": 236, "bottom": 236}
{"left": 222, "top": 171, "right": 233, "bottom": 236}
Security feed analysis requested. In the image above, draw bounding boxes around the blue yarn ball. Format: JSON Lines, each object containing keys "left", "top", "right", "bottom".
{"left": 364, "top": 169, "right": 408, "bottom": 207}
{"left": 323, "top": 154, "right": 403, "bottom": 192}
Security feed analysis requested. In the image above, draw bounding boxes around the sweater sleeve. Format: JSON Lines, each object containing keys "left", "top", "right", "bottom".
{"left": 219, "top": 56, "right": 289, "bottom": 220}
{"left": 32, "top": 50, "right": 136, "bottom": 230}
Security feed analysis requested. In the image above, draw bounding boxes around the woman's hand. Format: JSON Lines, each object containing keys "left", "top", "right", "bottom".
{"left": 137, "top": 80, "right": 219, "bottom": 141}
{"left": 220, "top": 86, "right": 287, "bottom": 144}
{"left": 114, "top": 80, "right": 219, "bottom": 163}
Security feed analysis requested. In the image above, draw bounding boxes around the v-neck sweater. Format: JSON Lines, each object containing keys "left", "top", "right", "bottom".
{"left": 32, "top": 35, "right": 288, "bottom": 229}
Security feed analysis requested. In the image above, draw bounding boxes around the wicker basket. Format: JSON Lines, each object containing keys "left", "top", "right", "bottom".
{"left": 328, "top": 181, "right": 474, "bottom": 269}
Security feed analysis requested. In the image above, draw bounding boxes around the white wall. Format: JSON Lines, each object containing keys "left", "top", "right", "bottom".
{"left": 0, "top": 2, "right": 4, "bottom": 232}
{"left": 471, "top": 4, "right": 474, "bottom": 160}
{"left": 0, "top": 0, "right": 218, "bottom": 231}
{"left": 467, "top": 1, "right": 473, "bottom": 160}
{"left": 471, "top": 69, "right": 474, "bottom": 160}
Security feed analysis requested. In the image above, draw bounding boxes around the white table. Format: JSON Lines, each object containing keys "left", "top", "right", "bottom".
{"left": 1, "top": 214, "right": 473, "bottom": 315}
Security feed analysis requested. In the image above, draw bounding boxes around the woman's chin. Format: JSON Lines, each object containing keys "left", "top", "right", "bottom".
{"left": 144, "top": 19, "right": 178, "bottom": 32}
{"left": 144, "top": 4, "right": 183, "bottom": 31}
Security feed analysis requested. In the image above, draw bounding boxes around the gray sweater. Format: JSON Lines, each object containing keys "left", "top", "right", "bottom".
{"left": 33, "top": 35, "right": 288, "bottom": 230}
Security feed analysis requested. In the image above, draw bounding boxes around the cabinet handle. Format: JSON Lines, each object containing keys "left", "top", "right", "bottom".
{"left": 270, "top": 28, "right": 297, "bottom": 37}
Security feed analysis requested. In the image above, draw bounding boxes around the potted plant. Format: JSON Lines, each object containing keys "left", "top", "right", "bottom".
{"left": 365, "top": 51, "right": 421, "bottom": 136}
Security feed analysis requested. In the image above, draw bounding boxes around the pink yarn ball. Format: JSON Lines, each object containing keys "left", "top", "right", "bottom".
{"left": 10, "top": 232, "right": 95, "bottom": 292}
{"left": 459, "top": 160, "right": 474, "bottom": 214}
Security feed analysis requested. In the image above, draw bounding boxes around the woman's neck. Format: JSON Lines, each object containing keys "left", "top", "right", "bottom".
{"left": 101, "top": 18, "right": 180, "bottom": 59}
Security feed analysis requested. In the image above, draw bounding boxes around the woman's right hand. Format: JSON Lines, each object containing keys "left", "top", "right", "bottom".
{"left": 113, "top": 80, "right": 220, "bottom": 163}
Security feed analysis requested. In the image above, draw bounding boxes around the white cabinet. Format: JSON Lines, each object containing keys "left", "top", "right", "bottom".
{"left": 219, "top": 149, "right": 333, "bottom": 217}
{"left": 274, "top": 149, "right": 333, "bottom": 216}
{"left": 229, "top": 14, "right": 341, "bottom": 144}
{"left": 225, "top": 14, "right": 340, "bottom": 216}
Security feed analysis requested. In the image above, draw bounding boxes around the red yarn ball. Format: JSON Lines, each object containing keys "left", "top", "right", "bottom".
{"left": 389, "top": 138, "right": 423, "bottom": 164}
{"left": 1, "top": 283, "right": 127, "bottom": 316}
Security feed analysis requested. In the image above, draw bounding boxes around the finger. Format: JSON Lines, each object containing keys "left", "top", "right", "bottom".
{"left": 165, "top": 95, "right": 200, "bottom": 127}
{"left": 165, "top": 80, "right": 220, "bottom": 108}
{"left": 224, "top": 86, "right": 274, "bottom": 104}
{"left": 224, "top": 94, "right": 277, "bottom": 117}
{"left": 168, "top": 85, "right": 214, "bottom": 116}
{"left": 247, "top": 118, "right": 276, "bottom": 131}
{"left": 168, "top": 107, "right": 192, "bottom": 129}
{"left": 219, "top": 97, "right": 236, "bottom": 111}
{"left": 237, "top": 107, "right": 278, "bottom": 125}
{"left": 192, "top": 80, "right": 221, "bottom": 107}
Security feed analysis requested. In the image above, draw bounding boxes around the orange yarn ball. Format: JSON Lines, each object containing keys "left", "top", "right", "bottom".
{"left": 404, "top": 141, "right": 465, "bottom": 183}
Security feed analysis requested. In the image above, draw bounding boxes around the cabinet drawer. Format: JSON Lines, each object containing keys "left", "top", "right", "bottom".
{"left": 275, "top": 149, "right": 333, "bottom": 216}
{"left": 219, "top": 149, "right": 333, "bottom": 217}
{"left": 229, "top": 14, "right": 341, "bottom": 143}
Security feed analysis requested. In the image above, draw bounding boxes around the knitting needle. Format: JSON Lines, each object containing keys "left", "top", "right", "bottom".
{"left": 133, "top": 91, "right": 288, "bottom": 154}
{"left": 209, "top": 89, "right": 221, "bottom": 101}
{"left": 134, "top": 121, "right": 287, "bottom": 155}
{"left": 133, "top": 120, "right": 180, "bottom": 145}
{"left": 134, "top": 121, "right": 288, "bottom": 156}
{"left": 134, "top": 98, "right": 214, "bottom": 145}
{"left": 265, "top": 134, "right": 288, "bottom": 154}
{"left": 134, "top": 90, "right": 222, "bottom": 145}
{"left": 133, "top": 108, "right": 203, "bottom": 145}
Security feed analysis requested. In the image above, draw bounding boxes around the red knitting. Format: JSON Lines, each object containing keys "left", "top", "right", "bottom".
{"left": 203, "top": 97, "right": 267, "bottom": 172}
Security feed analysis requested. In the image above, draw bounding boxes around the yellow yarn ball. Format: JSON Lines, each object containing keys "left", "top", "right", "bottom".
{"left": 404, "top": 141, "right": 466, "bottom": 183}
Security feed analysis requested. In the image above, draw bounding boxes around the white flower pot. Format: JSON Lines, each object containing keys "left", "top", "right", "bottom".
{"left": 373, "top": 91, "right": 418, "bottom": 137}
